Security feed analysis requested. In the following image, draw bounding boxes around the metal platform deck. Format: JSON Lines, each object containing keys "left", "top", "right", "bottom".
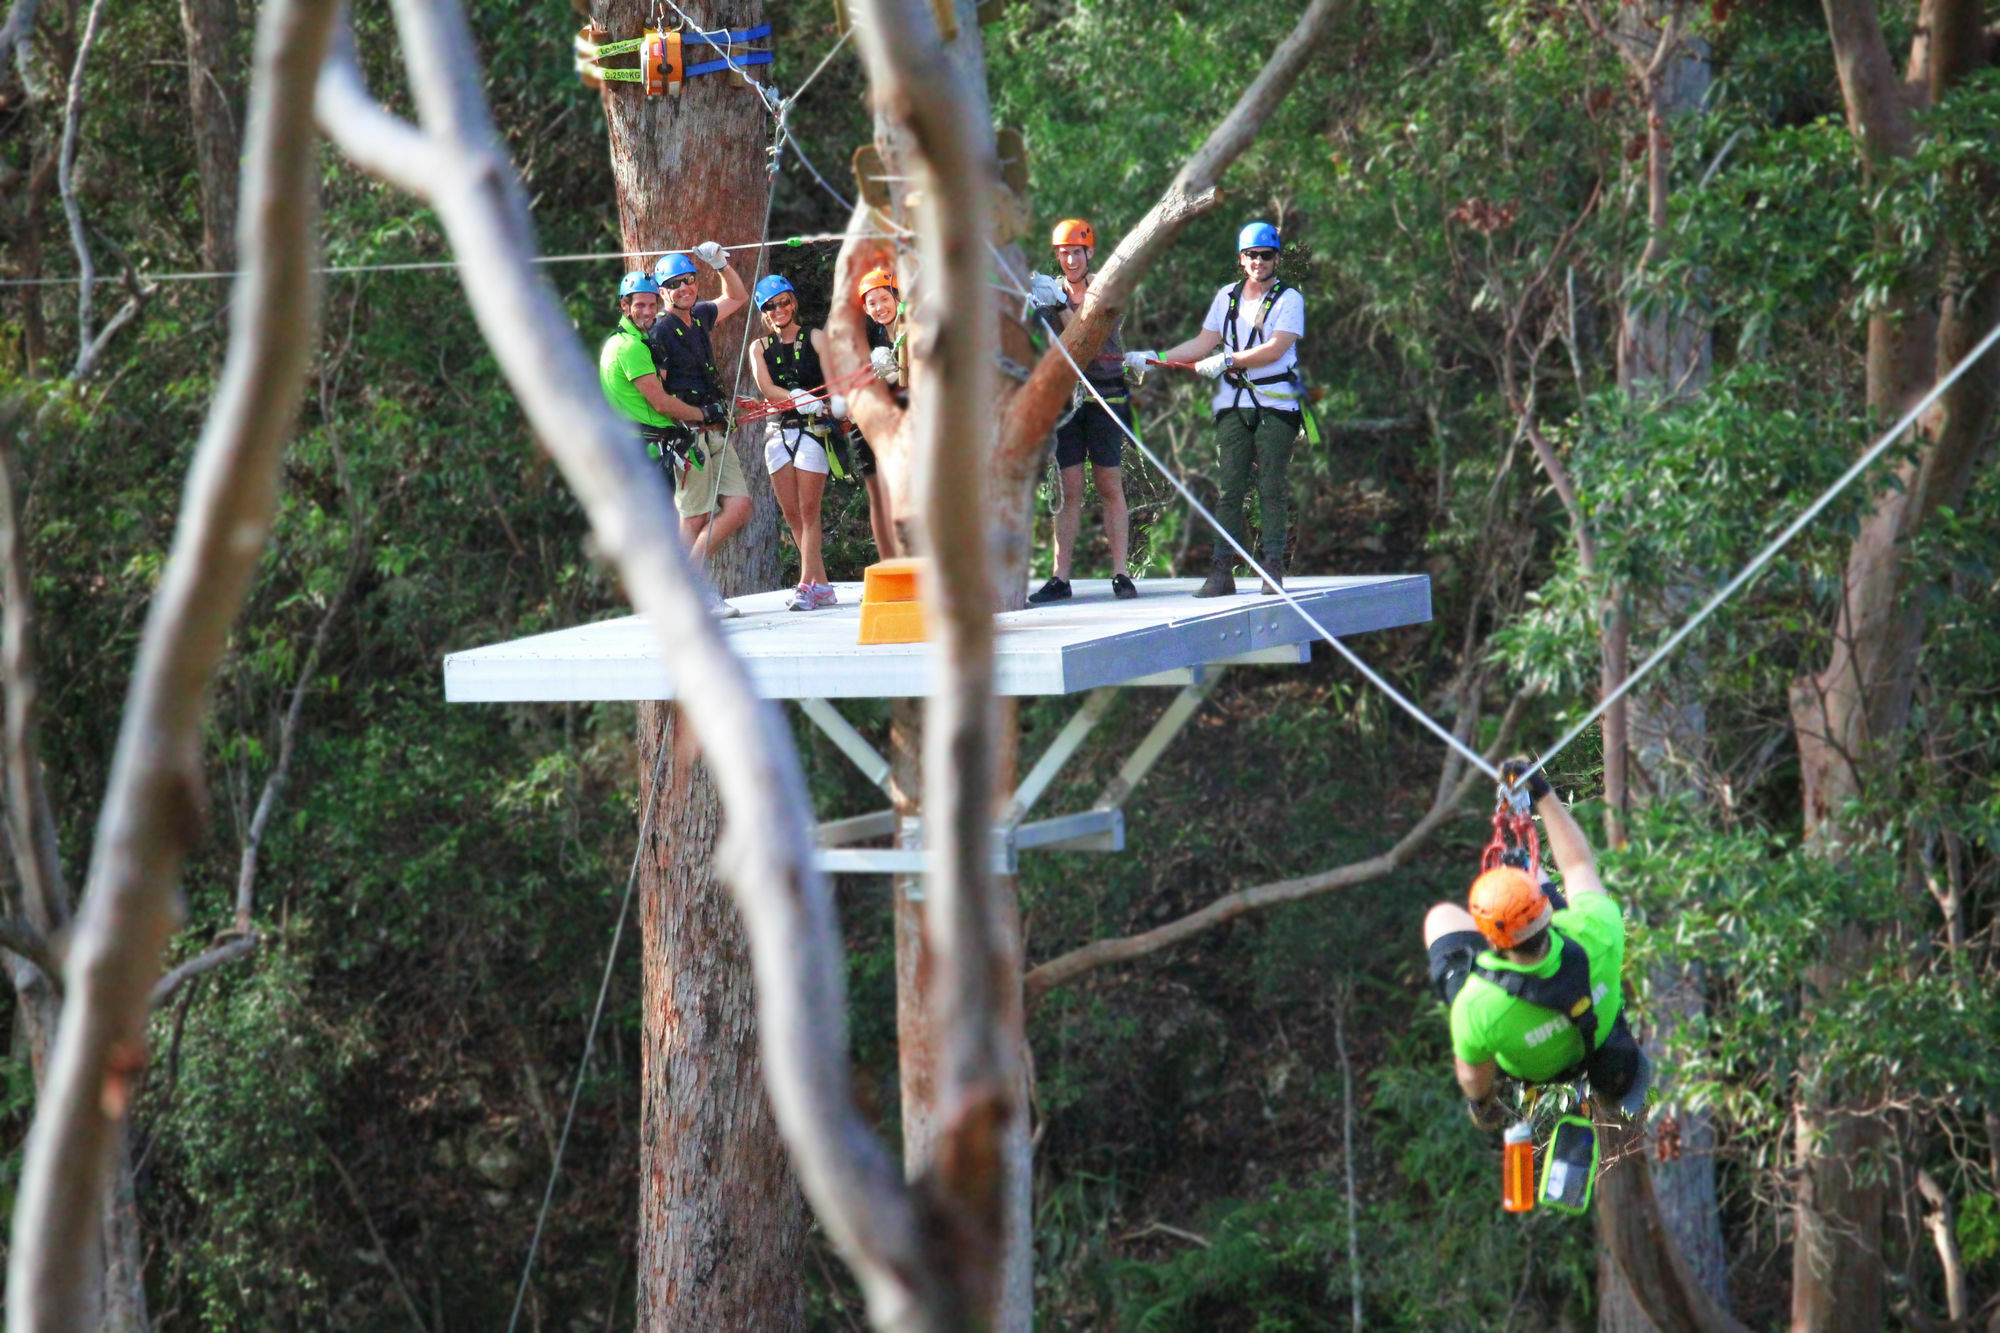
{"left": 441, "top": 574, "right": 1431, "bottom": 702}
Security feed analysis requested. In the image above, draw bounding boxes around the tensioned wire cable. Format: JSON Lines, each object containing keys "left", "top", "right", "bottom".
{"left": 1520, "top": 312, "right": 2000, "bottom": 785}
{"left": 0, "top": 232, "right": 884, "bottom": 289}
{"left": 1027, "top": 304, "right": 1502, "bottom": 781}
{"left": 1025, "top": 248, "right": 2000, "bottom": 794}
{"left": 506, "top": 731, "right": 671, "bottom": 1333}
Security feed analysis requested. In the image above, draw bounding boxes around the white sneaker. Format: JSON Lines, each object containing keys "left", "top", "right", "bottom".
{"left": 786, "top": 582, "right": 816, "bottom": 612}
{"left": 812, "top": 582, "right": 838, "bottom": 608}
{"left": 711, "top": 594, "right": 742, "bottom": 619}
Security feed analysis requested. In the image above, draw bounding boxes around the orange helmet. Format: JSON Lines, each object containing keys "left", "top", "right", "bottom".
{"left": 1050, "top": 218, "right": 1095, "bottom": 249}
{"left": 1468, "top": 866, "right": 1551, "bottom": 950}
{"left": 857, "top": 267, "right": 897, "bottom": 300}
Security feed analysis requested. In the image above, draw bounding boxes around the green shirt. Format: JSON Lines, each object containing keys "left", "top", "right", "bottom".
{"left": 1449, "top": 891, "right": 1626, "bottom": 1083}
{"left": 600, "top": 316, "right": 675, "bottom": 429}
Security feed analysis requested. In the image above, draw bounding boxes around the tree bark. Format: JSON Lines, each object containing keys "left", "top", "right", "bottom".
{"left": 594, "top": 4, "right": 799, "bottom": 1325}
{"left": 1595, "top": 11, "right": 1732, "bottom": 1326}
{"left": 179, "top": 0, "right": 242, "bottom": 273}
{"left": 1594, "top": 1113, "right": 1750, "bottom": 1333}
{"left": 636, "top": 701, "right": 805, "bottom": 1332}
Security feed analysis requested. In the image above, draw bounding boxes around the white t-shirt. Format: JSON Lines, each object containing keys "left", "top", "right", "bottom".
{"left": 1200, "top": 282, "right": 1305, "bottom": 413}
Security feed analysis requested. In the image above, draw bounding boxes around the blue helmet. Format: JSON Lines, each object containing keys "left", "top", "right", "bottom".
{"left": 1238, "top": 221, "right": 1281, "bottom": 253}
{"left": 654, "top": 252, "right": 700, "bottom": 284}
{"left": 619, "top": 270, "right": 660, "bottom": 298}
{"left": 754, "top": 274, "right": 796, "bottom": 308}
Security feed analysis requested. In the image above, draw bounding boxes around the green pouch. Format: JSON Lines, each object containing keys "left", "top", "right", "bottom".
{"left": 1539, "top": 1114, "right": 1599, "bottom": 1215}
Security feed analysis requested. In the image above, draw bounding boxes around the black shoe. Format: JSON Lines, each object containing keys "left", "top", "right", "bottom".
{"left": 1027, "top": 576, "right": 1072, "bottom": 605}
{"left": 1111, "top": 573, "right": 1138, "bottom": 600}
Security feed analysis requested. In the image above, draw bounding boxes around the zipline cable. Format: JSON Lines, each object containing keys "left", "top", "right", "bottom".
{"left": 1030, "top": 306, "right": 1501, "bottom": 781}
{"left": 505, "top": 733, "right": 671, "bottom": 1333}
{"left": 0, "top": 232, "right": 886, "bottom": 289}
{"left": 1522, "top": 313, "right": 2000, "bottom": 785}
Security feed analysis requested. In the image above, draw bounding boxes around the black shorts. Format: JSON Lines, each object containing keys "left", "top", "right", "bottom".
{"left": 1428, "top": 930, "right": 1487, "bottom": 1007}
{"left": 1054, "top": 393, "right": 1130, "bottom": 470}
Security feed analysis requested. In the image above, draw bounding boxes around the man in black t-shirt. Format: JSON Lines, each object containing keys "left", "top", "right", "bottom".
{"left": 649, "top": 243, "right": 750, "bottom": 585}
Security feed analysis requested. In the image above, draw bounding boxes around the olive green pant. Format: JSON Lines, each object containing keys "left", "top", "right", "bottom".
{"left": 1213, "top": 406, "right": 1299, "bottom": 566}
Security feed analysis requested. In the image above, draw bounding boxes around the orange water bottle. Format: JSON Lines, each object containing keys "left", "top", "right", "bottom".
{"left": 1502, "top": 1122, "right": 1535, "bottom": 1213}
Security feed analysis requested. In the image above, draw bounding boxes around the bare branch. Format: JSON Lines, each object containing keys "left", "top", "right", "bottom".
{"left": 997, "top": 0, "right": 1347, "bottom": 467}
{"left": 73, "top": 284, "right": 154, "bottom": 382}
{"left": 56, "top": 0, "right": 110, "bottom": 380}
{"left": 314, "top": 7, "right": 939, "bottom": 1327}
{"left": 852, "top": 0, "right": 1012, "bottom": 1318}
{"left": 1025, "top": 694, "right": 1531, "bottom": 1006}
{"left": 148, "top": 930, "right": 255, "bottom": 1007}
{"left": 0, "top": 915, "right": 59, "bottom": 986}
{"left": 0, "top": 0, "right": 43, "bottom": 95}
{"left": 0, "top": 418, "right": 71, "bottom": 936}
{"left": 7, "top": 0, "right": 336, "bottom": 1317}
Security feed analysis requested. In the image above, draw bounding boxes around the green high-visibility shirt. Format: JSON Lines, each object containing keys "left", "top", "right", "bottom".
{"left": 1450, "top": 891, "right": 1626, "bottom": 1084}
{"left": 600, "top": 316, "right": 675, "bottom": 429}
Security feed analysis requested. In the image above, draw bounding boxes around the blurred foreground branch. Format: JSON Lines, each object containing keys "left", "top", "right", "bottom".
{"left": 6, "top": 0, "right": 335, "bottom": 1320}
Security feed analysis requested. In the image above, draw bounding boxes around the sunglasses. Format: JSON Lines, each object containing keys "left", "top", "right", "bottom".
{"left": 1243, "top": 249, "right": 1278, "bottom": 261}
{"left": 661, "top": 274, "right": 697, "bottom": 291}
{"left": 762, "top": 295, "right": 797, "bottom": 311}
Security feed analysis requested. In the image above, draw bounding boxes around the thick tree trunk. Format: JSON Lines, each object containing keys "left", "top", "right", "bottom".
{"left": 1790, "top": 6, "right": 2000, "bottom": 1327}
{"left": 1596, "top": 18, "right": 1732, "bottom": 1328}
{"left": 600, "top": 8, "right": 797, "bottom": 1323}
{"left": 179, "top": 0, "right": 241, "bottom": 273}
{"left": 1594, "top": 1113, "right": 1748, "bottom": 1333}
{"left": 636, "top": 701, "right": 804, "bottom": 1332}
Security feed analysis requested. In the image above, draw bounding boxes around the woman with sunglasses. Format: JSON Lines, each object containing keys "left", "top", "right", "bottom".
{"left": 748, "top": 274, "right": 845, "bottom": 611}
{"left": 1128, "top": 222, "right": 1305, "bottom": 597}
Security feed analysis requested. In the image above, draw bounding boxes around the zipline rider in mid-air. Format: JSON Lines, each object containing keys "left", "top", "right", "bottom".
{"left": 600, "top": 271, "right": 691, "bottom": 502}
{"left": 748, "top": 274, "right": 847, "bottom": 612}
{"left": 650, "top": 243, "right": 750, "bottom": 615}
{"left": 1422, "top": 760, "right": 1651, "bottom": 1128}
{"left": 1130, "top": 222, "right": 1306, "bottom": 597}
{"left": 1027, "top": 218, "right": 1138, "bottom": 606}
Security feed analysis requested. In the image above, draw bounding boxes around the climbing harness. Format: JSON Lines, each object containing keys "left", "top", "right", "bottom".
{"left": 761, "top": 333, "right": 852, "bottom": 481}
{"left": 1218, "top": 279, "right": 1309, "bottom": 436}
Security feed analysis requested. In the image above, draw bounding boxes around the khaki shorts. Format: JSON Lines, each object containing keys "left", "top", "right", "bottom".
{"left": 674, "top": 432, "right": 752, "bottom": 518}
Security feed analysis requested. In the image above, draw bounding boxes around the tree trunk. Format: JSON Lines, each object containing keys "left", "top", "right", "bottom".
{"left": 178, "top": 0, "right": 241, "bottom": 273}
{"left": 1594, "top": 1112, "right": 1747, "bottom": 1333}
{"left": 600, "top": 9, "right": 798, "bottom": 1321}
{"left": 1790, "top": 6, "right": 2000, "bottom": 1327}
{"left": 1595, "top": 17, "right": 1733, "bottom": 1327}
{"left": 636, "top": 701, "right": 804, "bottom": 1332}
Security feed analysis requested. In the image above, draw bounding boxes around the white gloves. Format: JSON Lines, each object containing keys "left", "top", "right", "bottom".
{"left": 789, "top": 387, "right": 824, "bottom": 417}
{"left": 1028, "top": 272, "right": 1067, "bottom": 311}
{"left": 1193, "top": 351, "right": 1231, "bottom": 379}
{"left": 694, "top": 240, "right": 729, "bottom": 270}
{"left": 870, "top": 345, "right": 901, "bottom": 385}
{"left": 1124, "top": 350, "right": 1156, "bottom": 372}
{"left": 827, "top": 393, "right": 848, "bottom": 420}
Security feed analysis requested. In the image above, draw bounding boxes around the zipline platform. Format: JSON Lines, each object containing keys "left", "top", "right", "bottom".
{"left": 442, "top": 575, "right": 1431, "bottom": 702}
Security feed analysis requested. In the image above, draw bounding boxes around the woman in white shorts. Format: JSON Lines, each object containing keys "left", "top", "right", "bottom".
{"left": 749, "top": 274, "right": 849, "bottom": 611}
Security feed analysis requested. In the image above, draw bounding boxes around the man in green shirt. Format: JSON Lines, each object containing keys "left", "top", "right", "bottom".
{"left": 1422, "top": 759, "right": 1650, "bottom": 1127}
{"left": 600, "top": 269, "right": 717, "bottom": 492}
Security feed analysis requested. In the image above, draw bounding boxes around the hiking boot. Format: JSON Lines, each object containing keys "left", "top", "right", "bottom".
{"left": 1027, "top": 576, "right": 1072, "bottom": 605}
{"left": 1192, "top": 556, "right": 1236, "bottom": 599}
{"left": 1111, "top": 572, "right": 1138, "bottom": 600}
{"left": 1259, "top": 556, "right": 1286, "bottom": 595}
